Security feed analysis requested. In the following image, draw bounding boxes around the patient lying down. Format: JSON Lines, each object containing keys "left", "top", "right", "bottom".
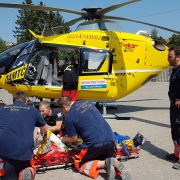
{"left": 34, "top": 130, "right": 66, "bottom": 154}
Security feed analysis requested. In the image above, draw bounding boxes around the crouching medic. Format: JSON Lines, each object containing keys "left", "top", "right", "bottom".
{"left": 0, "top": 91, "right": 48, "bottom": 180}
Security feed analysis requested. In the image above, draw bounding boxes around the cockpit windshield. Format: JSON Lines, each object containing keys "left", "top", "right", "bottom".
{"left": 0, "top": 42, "right": 30, "bottom": 60}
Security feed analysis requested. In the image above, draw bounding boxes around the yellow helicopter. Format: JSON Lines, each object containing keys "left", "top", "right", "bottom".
{"left": 0, "top": 0, "right": 179, "bottom": 118}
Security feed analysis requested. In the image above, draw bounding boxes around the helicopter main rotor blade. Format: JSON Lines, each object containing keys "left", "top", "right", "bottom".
{"left": 43, "top": 17, "right": 84, "bottom": 37}
{"left": 104, "top": 15, "right": 180, "bottom": 35}
{"left": 96, "top": 0, "right": 141, "bottom": 17}
{"left": 0, "top": 3, "right": 86, "bottom": 16}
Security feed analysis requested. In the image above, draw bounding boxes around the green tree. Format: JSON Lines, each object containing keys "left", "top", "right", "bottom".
{"left": 13, "top": 0, "right": 36, "bottom": 43}
{"left": 58, "top": 52, "right": 78, "bottom": 61}
{"left": 151, "top": 28, "right": 158, "bottom": 39}
{"left": 0, "top": 37, "right": 8, "bottom": 54}
{"left": 13, "top": 0, "right": 70, "bottom": 44}
{"left": 166, "top": 34, "right": 180, "bottom": 48}
{"left": 151, "top": 28, "right": 166, "bottom": 45}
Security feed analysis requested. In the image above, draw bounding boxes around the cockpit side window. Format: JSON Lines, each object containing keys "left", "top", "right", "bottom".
{"left": 10, "top": 39, "right": 39, "bottom": 71}
{"left": 82, "top": 51, "right": 109, "bottom": 73}
{"left": 0, "top": 42, "right": 30, "bottom": 60}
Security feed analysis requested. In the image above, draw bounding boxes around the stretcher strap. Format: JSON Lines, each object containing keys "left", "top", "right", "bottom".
{"left": 114, "top": 132, "right": 130, "bottom": 156}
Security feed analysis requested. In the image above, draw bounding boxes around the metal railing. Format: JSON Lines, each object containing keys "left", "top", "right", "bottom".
{"left": 155, "top": 68, "right": 172, "bottom": 82}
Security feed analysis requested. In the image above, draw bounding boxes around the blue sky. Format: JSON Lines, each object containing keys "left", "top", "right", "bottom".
{"left": 0, "top": 0, "right": 180, "bottom": 42}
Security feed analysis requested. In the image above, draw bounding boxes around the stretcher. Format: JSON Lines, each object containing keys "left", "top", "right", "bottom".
{"left": 115, "top": 132, "right": 145, "bottom": 160}
{"left": 33, "top": 132, "right": 145, "bottom": 171}
{"left": 34, "top": 144, "right": 76, "bottom": 171}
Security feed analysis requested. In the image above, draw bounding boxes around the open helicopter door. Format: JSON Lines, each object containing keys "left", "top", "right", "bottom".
{"left": 79, "top": 47, "right": 131, "bottom": 119}
{"left": 79, "top": 48, "right": 116, "bottom": 118}
{"left": 5, "top": 39, "right": 39, "bottom": 84}
{"left": 79, "top": 47, "right": 113, "bottom": 91}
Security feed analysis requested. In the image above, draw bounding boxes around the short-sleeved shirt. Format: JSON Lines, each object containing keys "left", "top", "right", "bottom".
{"left": 44, "top": 108, "right": 65, "bottom": 127}
{"left": 0, "top": 101, "right": 46, "bottom": 161}
{"left": 58, "top": 66, "right": 62, "bottom": 76}
{"left": 168, "top": 65, "right": 180, "bottom": 101}
{"left": 65, "top": 100, "right": 114, "bottom": 149}
{"left": 61, "top": 64, "right": 78, "bottom": 82}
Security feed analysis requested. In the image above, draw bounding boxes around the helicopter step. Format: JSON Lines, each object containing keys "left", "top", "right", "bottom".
{"left": 91, "top": 100, "right": 131, "bottom": 119}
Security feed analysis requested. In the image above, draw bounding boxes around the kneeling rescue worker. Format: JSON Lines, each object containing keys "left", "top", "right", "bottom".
{"left": 39, "top": 100, "right": 66, "bottom": 136}
{"left": 0, "top": 91, "right": 48, "bottom": 180}
{"left": 58, "top": 96, "right": 131, "bottom": 180}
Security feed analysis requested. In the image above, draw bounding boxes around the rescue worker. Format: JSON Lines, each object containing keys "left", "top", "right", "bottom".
{"left": 57, "top": 96, "right": 131, "bottom": 180}
{"left": 39, "top": 100, "right": 66, "bottom": 136}
{"left": 0, "top": 91, "right": 48, "bottom": 180}
{"left": 0, "top": 100, "right": 6, "bottom": 180}
{"left": 166, "top": 47, "right": 180, "bottom": 169}
{"left": 61, "top": 57, "right": 78, "bottom": 102}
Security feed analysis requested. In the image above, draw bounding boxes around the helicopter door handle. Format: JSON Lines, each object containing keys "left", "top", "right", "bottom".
{"left": 104, "top": 76, "right": 117, "bottom": 79}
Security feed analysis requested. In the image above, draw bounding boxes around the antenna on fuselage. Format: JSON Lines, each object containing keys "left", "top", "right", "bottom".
{"left": 136, "top": 30, "right": 147, "bottom": 35}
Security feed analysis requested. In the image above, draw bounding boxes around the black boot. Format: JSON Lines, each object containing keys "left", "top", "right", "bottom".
{"left": 173, "top": 161, "right": 180, "bottom": 169}
{"left": 115, "top": 161, "right": 131, "bottom": 180}
{"left": 165, "top": 153, "right": 179, "bottom": 161}
{"left": 105, "top": 157, "right": 115, "bottom": 180}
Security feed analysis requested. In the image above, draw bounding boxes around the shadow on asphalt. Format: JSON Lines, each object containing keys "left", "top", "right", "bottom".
{"left": 141, "top": 141, "right": 170, "bottom": 161}
{"left": 97, "top": 105, "right": 170, "bottom": 126}
{"left": 132, "top": 117, "right": 170, "bottom": 128}
{"left": 99, "top": 171, "right": 123, "bottom": 180}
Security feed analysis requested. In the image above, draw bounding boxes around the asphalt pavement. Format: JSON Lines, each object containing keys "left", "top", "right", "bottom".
{"left": 0, "top": 81, "right": 179, "bottom": 180}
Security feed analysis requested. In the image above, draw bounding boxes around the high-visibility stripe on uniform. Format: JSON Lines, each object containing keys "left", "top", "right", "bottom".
{"left": 115, "top": 160, "right": 121, "bottom": 176}
{"left": 178, "top": 146, "right": 180, "bottom": 161}
{"left": 104, "top": 160, "right": 121, "bottom": 176}
{"left": 0, "top": 158, "right": 5, "bottom": 176}
{"left": 173, "top": 140, "right": 180, "bottom": 160}
{"left": 174, "top": 140, "right": 179, "bottom": 157}
{"left": 80, "top": 161, "right": 93, "bottom": 174}
{"left": 74, "top": 149, "right": 101, "bottom": 179}
{"left": 79, "top": 160, "right": 100, "bottom": 179}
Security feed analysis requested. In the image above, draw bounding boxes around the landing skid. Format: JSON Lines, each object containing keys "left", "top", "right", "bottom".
{"left": 91, "top": 100, "right": 131, "bottom": 119}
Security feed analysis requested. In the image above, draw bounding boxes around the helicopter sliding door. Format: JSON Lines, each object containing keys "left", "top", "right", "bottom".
{"left": 5, "top": 39, "right": 39, "bottom": 83}
{"left": 79, "top": 48, "right": 113, "bottom": 99}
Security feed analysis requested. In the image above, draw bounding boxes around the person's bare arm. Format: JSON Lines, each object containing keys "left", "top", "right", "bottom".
{"left": 60, "top": 135, "right": 78, "bottom": 143}
{"left": 40, "top": 124, "right": 48, "bottom": 134}
{"left": 39, "top": 124, "right": 48, "bottom": 140}
{"left": 48, "top": 121, "right": 62, "bottom": 133}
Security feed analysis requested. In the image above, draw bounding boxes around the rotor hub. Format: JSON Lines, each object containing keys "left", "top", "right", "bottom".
{"left": 82, "top": 6, "right": 102, "bottom": 20}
